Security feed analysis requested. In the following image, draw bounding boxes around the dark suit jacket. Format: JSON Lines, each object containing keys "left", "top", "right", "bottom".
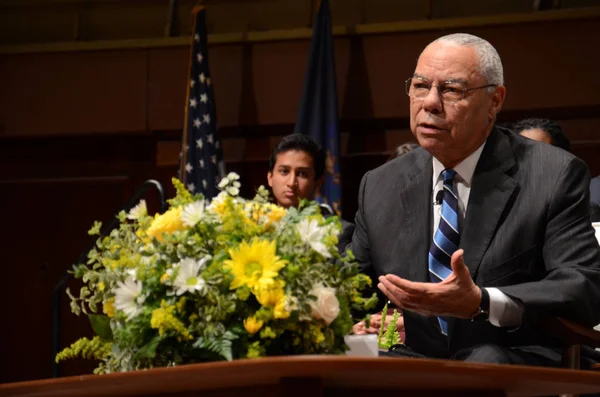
{"left": 350, "top": 126, "right": 600, "bottom": 358}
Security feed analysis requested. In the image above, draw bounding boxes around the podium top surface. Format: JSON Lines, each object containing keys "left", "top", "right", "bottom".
{"left": 2, "top": 356, "right": 600, "bottom": 397}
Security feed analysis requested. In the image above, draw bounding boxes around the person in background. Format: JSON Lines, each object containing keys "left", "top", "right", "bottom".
{"left": 267, "top": 133, "right": 354, "bottom": 251}
{"left": 512, "top": 118, "right": 571, "bottom": 152}
{"left": 590, "top": 176, "right": 600, "bottom": 208}
{"left": 512, "top": 118, "right": 600, "bottom": 219}
{"left": 388, "top": 142, "right": 420, "bottom": 162}
{"left": 350, "top": 33, "right": 600, "bottom": 366}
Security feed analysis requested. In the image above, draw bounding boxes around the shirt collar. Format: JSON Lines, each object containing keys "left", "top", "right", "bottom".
{"left": 432, "top": 142, "right": 486, "bottom": 187}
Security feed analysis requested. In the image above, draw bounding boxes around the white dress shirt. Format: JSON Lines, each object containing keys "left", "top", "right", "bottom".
{"left": 432, "top": 143, "right": 524, "bottom": 328}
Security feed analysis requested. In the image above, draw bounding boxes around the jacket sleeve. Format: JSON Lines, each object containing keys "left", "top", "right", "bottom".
{"left": 499, "top": 157, "right": 600, "bottom": 327}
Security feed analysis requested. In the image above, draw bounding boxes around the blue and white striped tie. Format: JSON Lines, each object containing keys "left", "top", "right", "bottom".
{"left": 428, "top": 169, "right": 459, "bottom": 336}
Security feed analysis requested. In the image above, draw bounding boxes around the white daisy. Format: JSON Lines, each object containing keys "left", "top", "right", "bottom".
{"left": 207, "top": 191, "right": 228, "bottom": 213}
{"left": 296, "top": 219, "right": 331, "bottom": 258}
{"left": 218, "top": 177, "right": 230, "bottom": 189}
{"left": 173, "top": 257, "right": 209, "bottom": 295}
{"left": 226, "top": 172, "right": 240, "bottom": 181}
{"left": 114, "top": 277, "right": 145, "bottom": 320}
{"left": 127, "top": 200, "right": 147, "bottom": 220}
{"left": 226, "top": 186, "right": 240, "bottom": 196}
{"left": 181, "top": 200, "right": 205, "bottom": 227}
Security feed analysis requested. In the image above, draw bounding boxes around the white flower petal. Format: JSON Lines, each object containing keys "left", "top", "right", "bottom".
{"left": 227, "top": 172, "right": 240, "bottom": 181}
{"left": 181, "top": 200, "right": 205, "bottom": 227}
{"left": 218, "top": 178, "right": 229, "bottom": 188}
{"left": 127, "top": 200, "right": 147, "bottom": 220}
{"left": 114, "top": 278, "right": 144, "bottom": 320}
{"left": 172, "top": 257, "right": 209, "bottom": 295}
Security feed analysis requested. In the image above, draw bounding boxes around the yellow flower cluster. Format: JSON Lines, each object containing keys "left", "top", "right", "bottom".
{"left": 244, "top": 202, "right": 287, "bottom": 228}
{"left": 254, "top": 281, "right": 290, "bottom": 320}
{"left": 224, "top": 240, "right": 286, "bottom": 291}
{"left": 55, "top": 336, "right": 111, "bottom": 363}
{"left": 103, "top": 298, "right": 116, "bottom": 318}
{"left": 225, "top": 239, "right": 292, "bottom": 334}
{"left": 150, "top": 300, "right": 192, "bottom": 341}
{"left": 146, "top": 207, "right": 185, "bottom": 242}
{"left": 243, "top": 316, "right": 263, "bottom": 334}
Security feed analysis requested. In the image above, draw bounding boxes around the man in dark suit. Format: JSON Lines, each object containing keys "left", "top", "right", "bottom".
{"left": 267, "top": 133, "right": 354, "bottom": 251}
{"left": 350, "top": 33, "right": 600, "bottom": 366}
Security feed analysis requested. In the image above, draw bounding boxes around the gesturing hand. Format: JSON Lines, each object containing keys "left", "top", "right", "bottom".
{"left": 377, "top": 249, "right": 481, "bottom": 318}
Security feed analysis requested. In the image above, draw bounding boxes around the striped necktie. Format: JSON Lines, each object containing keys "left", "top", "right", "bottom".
{"left": 428, "top": 169, "right": 459, "bottom": 336}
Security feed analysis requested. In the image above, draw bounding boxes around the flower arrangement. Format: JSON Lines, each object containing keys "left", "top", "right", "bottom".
{"left": 57, "top": 174, "right": 376, "bottom": 373}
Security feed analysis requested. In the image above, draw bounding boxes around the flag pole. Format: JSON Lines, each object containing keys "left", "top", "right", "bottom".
{"left": 179, "top": 2, "right": 204, "bottom": 183}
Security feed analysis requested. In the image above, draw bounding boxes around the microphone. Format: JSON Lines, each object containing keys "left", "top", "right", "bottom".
{"left": 435, "top": 190, "right": 444, "bottom": 205}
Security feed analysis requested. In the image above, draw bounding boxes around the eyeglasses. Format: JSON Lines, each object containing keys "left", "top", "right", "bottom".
{"left": 405, "top": 77, "right": 497, "bottom": 103}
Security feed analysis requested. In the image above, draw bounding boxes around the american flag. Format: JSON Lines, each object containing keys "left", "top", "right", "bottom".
{"left": 179, "top": 4, "right": 225, "bottom": 200}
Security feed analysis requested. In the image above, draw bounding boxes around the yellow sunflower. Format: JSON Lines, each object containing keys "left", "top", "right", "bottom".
{"left": 224, "top": 240, "right": 287, "bottom": 290}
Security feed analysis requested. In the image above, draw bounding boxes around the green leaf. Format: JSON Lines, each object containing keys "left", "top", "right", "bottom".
{"left": 193, "top": 331, "right": 238, "bottom": 361}
{"left": 88, "top": 221, "right": 102, "bottom": 236}
{"left": 133, "top": 336, "right": 161, "bottom": 360}
{"left": 89, "top": 314, "right": 113, "bottom": 340}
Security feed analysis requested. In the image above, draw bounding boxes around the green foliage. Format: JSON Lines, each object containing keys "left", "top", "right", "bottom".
{"left": 56, "top": 336, "right": 111, "bottom": 363}
{"left": 193, "top": 331, "right": 238, "bottom": 361}
{"left": 59, "top": 175, "right": 374, "bottom": 373}
{"left": 89, "top": 314, "right": 113, "bottom": 340}
{"left": 377, "top": 303, "right": 402, "bottom": 350}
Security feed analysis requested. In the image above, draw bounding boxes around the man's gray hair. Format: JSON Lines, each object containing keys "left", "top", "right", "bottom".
{"left": 431, "top": 33, "right": 504, "bottom": 87}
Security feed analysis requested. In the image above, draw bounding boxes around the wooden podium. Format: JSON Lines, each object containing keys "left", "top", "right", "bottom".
{"left": 3, "top": 356, "right": 600, "bottom": 397}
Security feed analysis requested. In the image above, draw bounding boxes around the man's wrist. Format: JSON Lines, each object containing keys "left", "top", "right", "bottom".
{"left": 471, "top": 287, "right": 490, "bottom": 322}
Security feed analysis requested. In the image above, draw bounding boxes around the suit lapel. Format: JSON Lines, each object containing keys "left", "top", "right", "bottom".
{"left": 398, "top": 150, "right": 433, "bottom": 283}
{"left": 447, "top": 127, "right": 518, "bottom": 344}
{"left": 460, "top": 127, "right": 518, "bottom": 279}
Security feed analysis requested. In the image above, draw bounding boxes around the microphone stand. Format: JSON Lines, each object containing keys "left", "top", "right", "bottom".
{"left": 51, "top": 179, "right": 168, "bottom": 378}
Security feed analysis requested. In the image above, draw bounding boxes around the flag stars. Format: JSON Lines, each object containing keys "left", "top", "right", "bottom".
{"left": 185, "top": 163, "right": 193, "bottom": 173}
{"left": 200, "top": 93, "right": 208, "bottom": 103}
{"left": 199, "top": 159, "right": 205, "bottom": 168}
{"left": 199, "top": 73, "right": 206, "bottom": 84}
{"left": 203, "top": 114, "right": 211, "bottom": 124}
{"left": 187, "top": 183, "right": 196, "bottom": 192}
{"left": 196, "top": 138, "right": 203, "bottom": 149}
{"left": 197, "top": 53, "right": 203, "bottom": 63}
{"left": 207, "top": 134, "right": 214, "bottom": 144}
{"left": 215, "top": 141, "right": 220, "bottom": 149}
{"left": 190, "top": 80, "right": 195, "bottom": 88}
{"left": 194, "top": 33, "right": 200, "bottom": 42}
{"left": 202, "top": 179, "right": 208, "bottom": 189}
{"left": 190, "top": 98, "right": 198, "bottom": 108}
{"left": 211, "top": 155, "right": 217, "bottom": 164}
{"left": 193, "top": 118, "right": 202, "bottom": 128}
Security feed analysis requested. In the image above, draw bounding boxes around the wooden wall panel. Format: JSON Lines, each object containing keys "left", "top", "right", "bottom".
{"left": 0, "top": 177, "right": 131, "bottom": 383}
{"left": 145, "top": 17, "right": 600, "bottom": 132}
{"left": 0, "top": 134, "right": 157, "bottom": 383}
{"left": 0, "top": 50, "right": 148, "bottom": 136}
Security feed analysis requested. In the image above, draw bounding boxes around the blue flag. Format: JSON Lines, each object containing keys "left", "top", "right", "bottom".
{"left": 294, "top": 0, "right": 342, "bottom": 215}
{"left": 180, "top": 4, "right": 225, "bottom": 200}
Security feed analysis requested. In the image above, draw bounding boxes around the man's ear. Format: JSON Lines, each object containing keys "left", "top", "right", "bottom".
{"left": 267, "top": 172, "right": 273, "bottom": 188}
{"left": 489, "top": 85, "right": 506, "bottom": 121}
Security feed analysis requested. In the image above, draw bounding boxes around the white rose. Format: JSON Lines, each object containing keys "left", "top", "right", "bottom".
{"left": 308, "top": 284, "right": 340, "bottom": 325}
